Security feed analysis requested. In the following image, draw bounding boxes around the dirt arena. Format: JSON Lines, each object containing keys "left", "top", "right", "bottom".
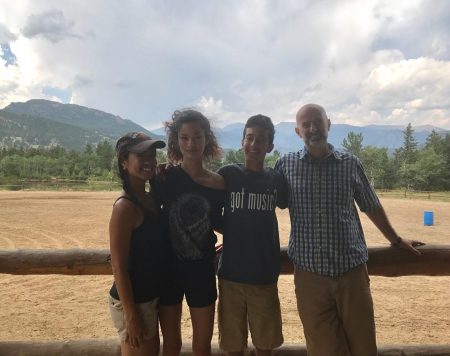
{"left": 0, "top": 191, "right": 449, "bottom": 345}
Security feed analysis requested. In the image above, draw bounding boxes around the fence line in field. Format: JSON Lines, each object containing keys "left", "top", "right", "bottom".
{"left": 1, "top": 184, "right": 449, "bottom": 202}
{"left": 0, "top": 179, "right": 122, "bottom": 191}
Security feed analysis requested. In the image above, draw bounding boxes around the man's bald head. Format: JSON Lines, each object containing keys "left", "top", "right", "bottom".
{"left": 296, "top": 104, "right": 328, "bottom": 125}
{"left": 294, "top": 104, "right": 331, "bottom": 156}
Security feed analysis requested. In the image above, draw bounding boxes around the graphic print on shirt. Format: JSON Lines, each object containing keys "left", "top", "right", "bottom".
{"left": 229, "top": 187, "right": 278, "bottom": 213}
{"left": 168, "top": 192, "right": 212, "bottom": 261}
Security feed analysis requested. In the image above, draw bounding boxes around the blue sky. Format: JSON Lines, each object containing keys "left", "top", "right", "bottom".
{"left": 1, "top": 0, "right": 450, "bottom": 130}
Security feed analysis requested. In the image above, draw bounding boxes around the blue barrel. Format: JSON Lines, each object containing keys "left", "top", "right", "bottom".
{"left": 424, "top": 211, "right": 434, "bottom": 226}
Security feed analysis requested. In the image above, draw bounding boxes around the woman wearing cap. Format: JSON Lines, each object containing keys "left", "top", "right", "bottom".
{"left": 152, "top": 109, "right": 225, "bottom": 356}
{"left": 108, "top": 132, "right": 166, "bottom": 356}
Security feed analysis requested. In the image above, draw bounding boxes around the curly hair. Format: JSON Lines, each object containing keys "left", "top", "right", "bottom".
{"left": 164, "top": 109, "right": 222, "bottom": 163}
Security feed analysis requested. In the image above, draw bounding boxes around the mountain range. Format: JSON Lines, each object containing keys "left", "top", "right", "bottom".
{"left": 152, "top": 122, "right": 449, "bottom": 154}
{"left": 0, "top": 99, "right": 161, "bottom": 150}
{"left": 0, "top": 99, "right": 448, "bottom": 153}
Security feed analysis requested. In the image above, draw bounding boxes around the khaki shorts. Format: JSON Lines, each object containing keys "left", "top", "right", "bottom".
{"left": 218, "top": 279, "right": 283, "bottom": 352}
{"left": 108, "top": 295, "right": 159, "bottom": 341}
{"left": 294, "top": 264, "right": 377, "bottom": 356}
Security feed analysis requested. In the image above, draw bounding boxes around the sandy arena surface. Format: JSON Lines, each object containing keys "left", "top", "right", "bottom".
{"left": 0, "top": 191, "right": 449, "bottom": 345}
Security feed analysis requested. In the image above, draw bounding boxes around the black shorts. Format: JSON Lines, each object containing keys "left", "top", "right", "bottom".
{"left": 159, "top": 258, "right": 217, "bottom": 308}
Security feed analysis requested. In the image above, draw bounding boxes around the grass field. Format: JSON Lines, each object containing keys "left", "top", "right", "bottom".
{"left": 0, "top": 191, "right": 449, "bottom": 345}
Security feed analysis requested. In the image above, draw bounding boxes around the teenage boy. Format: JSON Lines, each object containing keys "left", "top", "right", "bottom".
{"left": 217, "top": 114, "right": 288, "bottom": 356}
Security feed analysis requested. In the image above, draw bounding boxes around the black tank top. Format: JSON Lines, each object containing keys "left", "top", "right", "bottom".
{"left": 109, "top": 196, "right": 166, "bottom": 303}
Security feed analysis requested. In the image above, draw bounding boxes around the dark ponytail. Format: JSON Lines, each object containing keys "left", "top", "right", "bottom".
{"left": 117, "top": 154, "right": 133, "bottom": 196}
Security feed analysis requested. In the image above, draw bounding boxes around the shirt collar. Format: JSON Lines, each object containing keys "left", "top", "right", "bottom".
{"left": 300, "top": 144, "right": 342, "bottom": 161}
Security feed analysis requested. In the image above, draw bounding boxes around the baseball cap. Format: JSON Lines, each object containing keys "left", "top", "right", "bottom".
{"left": 116, "top": 132, "right": 166, "bottom": 154}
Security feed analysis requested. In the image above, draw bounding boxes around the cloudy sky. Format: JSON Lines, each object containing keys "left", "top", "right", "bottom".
{"left": 1, "top": 0, "right": 450, "bottom": 130}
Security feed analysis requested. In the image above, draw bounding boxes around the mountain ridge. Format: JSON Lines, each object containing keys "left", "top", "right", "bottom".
{"left": 0, "top": 99, "right": 162, "bottom": 150}
{"left": 1, "top": 99, "right": 448, "bottom": 152}
{"left": 166, "top": 121, "right": 449, "bottom": 154}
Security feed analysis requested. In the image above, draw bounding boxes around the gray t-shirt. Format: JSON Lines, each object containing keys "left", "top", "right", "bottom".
{"left": 217, "top": 164, "right": 288, "bottom": 284}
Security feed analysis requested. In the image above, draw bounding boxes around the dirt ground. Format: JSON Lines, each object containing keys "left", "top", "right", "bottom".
{"left": 0, "top": 191, "right": 449, "bottom": 345}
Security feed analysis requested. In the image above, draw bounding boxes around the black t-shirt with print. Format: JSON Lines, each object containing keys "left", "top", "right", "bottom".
{"left": 152, "top": 165, "right": 224, "bottom": 262}
{"left": 218, "top": 164, "right": 288, "bottom": 284}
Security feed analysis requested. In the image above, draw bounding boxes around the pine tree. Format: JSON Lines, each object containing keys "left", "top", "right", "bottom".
{"left": 394, "top": 123, "right": 419, "bottom": 189}
{"left": 342, "top": 132, "right": 363, "bottom": 158}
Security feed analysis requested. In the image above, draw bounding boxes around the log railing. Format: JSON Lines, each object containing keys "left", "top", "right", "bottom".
{"left": 1, "top": 340, "right": 450, "bottom": 356}
{"left": 1, "top": 245, "right": 450, "bottom": 356}
{"left": 1, "top": 245, "right": 450, "bottom": 276}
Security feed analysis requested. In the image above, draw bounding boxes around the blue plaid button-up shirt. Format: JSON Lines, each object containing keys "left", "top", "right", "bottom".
{"left": 274, "top": 145, "right": 382, "bottom": 277}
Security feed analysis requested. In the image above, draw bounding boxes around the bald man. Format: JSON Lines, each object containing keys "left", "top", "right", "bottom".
{"left": 274, "top": 104, "right": 423, "bottom": 356}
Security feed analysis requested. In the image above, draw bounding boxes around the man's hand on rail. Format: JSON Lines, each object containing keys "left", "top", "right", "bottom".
{"left": 392, "top": 237, "right": 425, "bottom": 256}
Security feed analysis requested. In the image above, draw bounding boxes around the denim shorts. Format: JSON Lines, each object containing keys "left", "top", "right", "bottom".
{"left": 108, "top": 295, "right": 159, "bottom": 341}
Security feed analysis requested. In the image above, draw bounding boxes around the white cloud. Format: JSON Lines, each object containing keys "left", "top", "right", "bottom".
{"left": 196, "top": 96, "right": 248, "bottom": 127}
{"left": 361, "top": 57, "right": 450, "bottom": 119}
{"left": 0, "top": 23, "right": 18, "bottom": 43}
{"left": 0, "top": 0, "right": 449, "bottom": 131}
{"left": 21, "top": 10, "right": 77, "bottom": 43}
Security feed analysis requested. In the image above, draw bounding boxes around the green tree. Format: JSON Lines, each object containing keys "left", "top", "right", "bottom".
{"left": 360, "top": 146, "right": 389, "bottom": 188}
{"left": 0, "top": 155, "right": 21, "bottom": 177}
{"left": 442, "top": 134, "right": 450, "bottom": 189}
{"left": 264, "top": 150, "right": 281, "bottom": 168}
{"left": 47, "top": 146, "right": 66, "bottom": 159}
{"left": 84, "top": 143, "right": 94, "bottom": 155}
{"left": 423, "top": 132, "right": 450, "bottom": 190}
{"left": 342, "top": 132, "right": 364, "bottom": 158}
{"left": 425, "top": 130, "right": 443, "bottom": 151}
{"left": 223, "top": 149, "right": 244, "bottom": 165}
{"left": 394, "top": 123, "right": 419, "bottom": 189}
{"left": 95, "top": 141, "right": 115, "bottom": 170}
{"left": 411, "top": 147, "right": 446, "bottom": 190}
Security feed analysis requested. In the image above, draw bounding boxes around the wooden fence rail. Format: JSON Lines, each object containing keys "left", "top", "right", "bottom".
{"left": 1, "top": 340, "right": 450, "bottom": 356}
{"left": 1, "top": 245, "right": 449, "bottom": 276}
{"left": 1, "top": 245, "right": 450, "bottom": 355}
